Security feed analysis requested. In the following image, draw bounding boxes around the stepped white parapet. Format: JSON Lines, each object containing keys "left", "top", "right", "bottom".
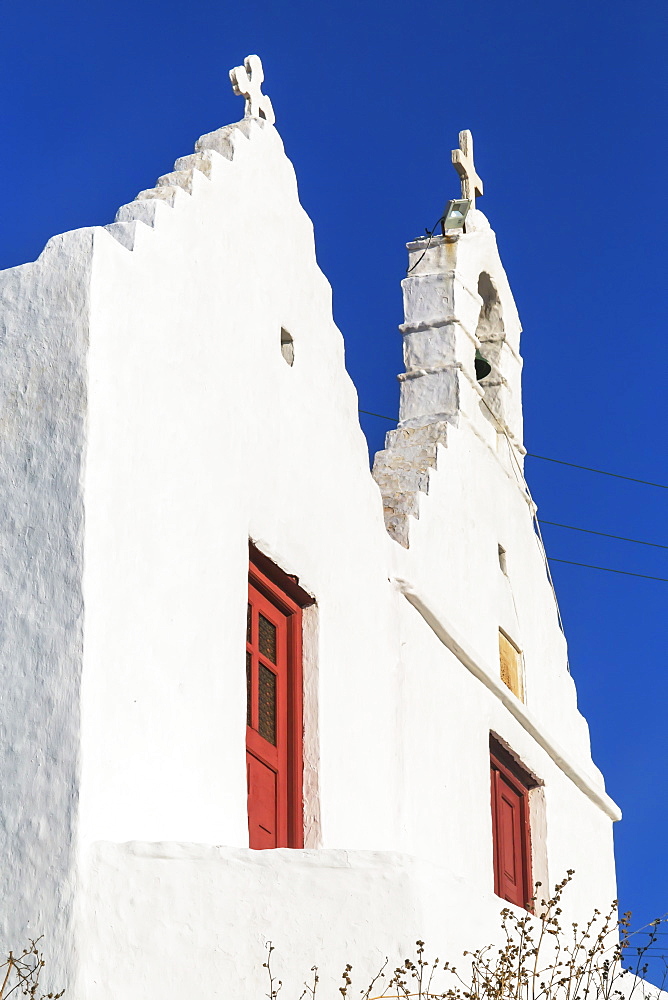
{"left": 107, "top": 119, "right": 268, "bottom": 249}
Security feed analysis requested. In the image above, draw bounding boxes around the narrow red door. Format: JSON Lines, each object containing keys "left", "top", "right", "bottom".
{"left": 246, "top": 555, "right": 305, "bottom": 849}
{"left": 490, "top": 749, "right": 533, "bottom": 908}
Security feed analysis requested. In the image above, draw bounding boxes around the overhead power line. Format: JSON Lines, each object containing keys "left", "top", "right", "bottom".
{"left": 548, "top": 558, "right": 668, "bottom": 583}
{"left": 359, "top": 408, "right": 396, "bottom": 422}
{"left": 538, "top": 520, "right": 668, "bottom": 551}
{"left": 526, "top": 452, "right": 668, "bottom": 491}
{"left": 360, "top": 407, "right": 668, "bottom": 582}
{"left": 358, "top": 408, "right": 668, "bottom": 490}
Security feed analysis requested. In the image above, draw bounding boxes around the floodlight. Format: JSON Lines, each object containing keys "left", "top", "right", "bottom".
{"left": 442, "top": 198, "right": 471, "bottom": 233}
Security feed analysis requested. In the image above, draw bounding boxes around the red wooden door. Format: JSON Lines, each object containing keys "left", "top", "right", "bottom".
{"left": 491, "top": 752, "right": 532, "bottom": 908}
{"left": 246, "top": 557, "right": 304, "bottom": 849}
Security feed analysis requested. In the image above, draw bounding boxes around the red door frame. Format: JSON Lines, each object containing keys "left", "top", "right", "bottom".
{"left": 490, "top": 738, "right": 535, "bottom": 910}
{"left": 246, "top": 582, "right": 290, "bottom": 847}
{"left": 247, "top": 547, "right": 311, "bottom": 849}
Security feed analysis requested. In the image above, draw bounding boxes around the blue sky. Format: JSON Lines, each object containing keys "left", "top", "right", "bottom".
{"left": 1, "top": 0, "right": 666, "bottom": 964}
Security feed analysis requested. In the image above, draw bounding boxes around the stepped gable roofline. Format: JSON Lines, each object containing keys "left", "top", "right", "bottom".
{"left": 0, "top": 54, "right": 280, "bottom": 270}
{"left": 0, "top": 117, "right": 279, "bottom": 269}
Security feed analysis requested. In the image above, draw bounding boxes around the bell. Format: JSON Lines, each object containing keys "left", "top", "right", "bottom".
{"left": 475, "top": 349, "right": 492, "bottom": 381}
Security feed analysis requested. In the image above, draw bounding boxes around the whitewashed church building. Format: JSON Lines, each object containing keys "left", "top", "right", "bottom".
{"left": 0, "top": 55, "right": 625, "bottom": 998}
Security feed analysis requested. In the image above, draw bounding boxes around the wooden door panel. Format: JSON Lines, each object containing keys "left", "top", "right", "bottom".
{"left": 498, "top": 777, "right": 523, "bottom": 900}
{"left": 247, "top": 752, "right": 278, "bottom": 849}
{"left": 499, "top": 793, "right": 517, "bottom": 882}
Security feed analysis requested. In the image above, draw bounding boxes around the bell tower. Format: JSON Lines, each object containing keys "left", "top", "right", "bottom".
{"left": 372, "top": 131, "right": 525, "bottom": 546}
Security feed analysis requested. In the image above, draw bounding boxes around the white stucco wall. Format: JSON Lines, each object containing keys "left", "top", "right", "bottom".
{"left": 0, "top": 231, "right": 93, "bottom": 992}
{"left": 80, "top": 120, "right": 402, "bottom": 854}
{"left": 0, "top": 113, "right": 623, "bottom": 998}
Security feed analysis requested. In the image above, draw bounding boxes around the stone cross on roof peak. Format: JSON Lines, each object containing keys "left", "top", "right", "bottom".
{"left": 451, "top": 130, "right": 483, "bottom": 210}
{"left": 230, "top": 54, "right": 275, "bottom": 125}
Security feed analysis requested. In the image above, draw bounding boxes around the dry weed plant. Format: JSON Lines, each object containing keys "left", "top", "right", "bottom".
{"left": 0, "top": 940, "right": 63, "bottom": 1000}
{"left": 263, "top": 873, "right": 667, "bottom": 1000}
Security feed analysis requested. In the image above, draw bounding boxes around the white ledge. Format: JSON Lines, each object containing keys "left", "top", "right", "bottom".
{"left": 394, "top": 577, "right": 622, "bottom": 822}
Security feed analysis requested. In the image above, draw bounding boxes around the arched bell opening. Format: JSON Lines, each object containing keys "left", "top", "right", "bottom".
{"left": 474, "top": 272, "right": 506, "bottom": 427}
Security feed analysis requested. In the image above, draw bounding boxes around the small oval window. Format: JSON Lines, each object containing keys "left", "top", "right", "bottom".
{"left": 280, "top": 328, "right": 294, "bottom": 366}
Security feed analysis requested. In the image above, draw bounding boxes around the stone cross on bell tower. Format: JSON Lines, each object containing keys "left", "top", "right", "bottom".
{"left": 230, "top": 54, "right": 275, "bottom": 125}
{"left": 452, "top": 130, "right": 483, "bottom": 209}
